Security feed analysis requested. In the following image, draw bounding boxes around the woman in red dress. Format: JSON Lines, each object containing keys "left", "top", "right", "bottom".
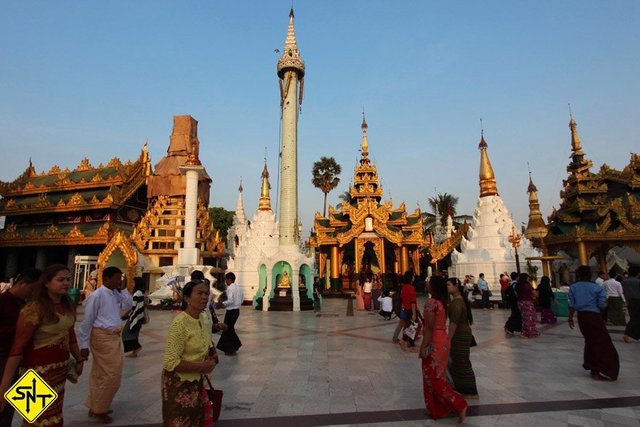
{"left": 418, "top": 276, "right": 468, "bottom": 423}
{"left": 0, "top": 264, "right": 84, "bottom": 427}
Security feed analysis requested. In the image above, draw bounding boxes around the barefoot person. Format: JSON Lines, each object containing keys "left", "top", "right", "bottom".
{"left": 568, "top": 265, "right": 619, "bottom": 381}
{"left": 79, "top": 266, "right": 133, "bottom": 424}
{"left": 419, "top": 276, "right": 468, "bottom": 423}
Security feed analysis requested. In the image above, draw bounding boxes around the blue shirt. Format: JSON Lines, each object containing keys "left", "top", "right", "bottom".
{"left": 477, "top": 278, "right": 489, "bottom": 291}
{"left": 568, "top": 281, "right": 607, "bottom": 313}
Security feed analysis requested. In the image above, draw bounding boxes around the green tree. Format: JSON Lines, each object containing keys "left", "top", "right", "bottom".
{"left": 428, "top": 192, "right": 459, "bottom": 226}
{"left": 336, "top": 190, "right": 353, "bottom": 211}
{"left": 208, "top": 207, "right": 235, "bottom": 240}
{"left": 311, "top": 156, "right": 342, "bottom": 216}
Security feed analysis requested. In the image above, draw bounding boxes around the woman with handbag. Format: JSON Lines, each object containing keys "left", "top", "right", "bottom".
{"left": 446, "top": 277, "right": 479, "bottom": 399}
{"left": 123, "top": 277, "right": 145, "bottom": 357}
{"left": 419, "top": 276, "right": 468, "bottom": 422}
{"left": 162, "top": 280, "right": 218, "bottom": 427}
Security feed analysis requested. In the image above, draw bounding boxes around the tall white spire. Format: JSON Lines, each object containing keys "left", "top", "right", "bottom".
{"left": 276, "top": 8, "right": 305, "bottom": 245}
{"left": 234, "top": 181, "right": 246, "bottom": 224}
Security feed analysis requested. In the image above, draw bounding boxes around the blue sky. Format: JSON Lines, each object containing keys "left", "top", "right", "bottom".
{"left": 1, "top": 1, "right": 639, "bottom": 237}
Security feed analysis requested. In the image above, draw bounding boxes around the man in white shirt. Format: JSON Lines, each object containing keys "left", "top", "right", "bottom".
{"left": 216, "top": 272, "right": 243, "bottom": 355}
{"left": 603, "top": 275, "right": 626, "bottom": 326}
{"left": 79, "top": 266, "right": 133, "bottom": 424}
{"left": 595, "top": 271, "right": 607, "bottom": 287}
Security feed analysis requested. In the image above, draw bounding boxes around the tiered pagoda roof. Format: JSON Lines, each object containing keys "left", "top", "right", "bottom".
{"left": 546, "top": 115, "right": 640, "bottom": 250}
{"left": 312, "top": 118, "right": 429, "bottom": 248}
{"left": 0, "top": 147, "right": 151, "bottom": 246}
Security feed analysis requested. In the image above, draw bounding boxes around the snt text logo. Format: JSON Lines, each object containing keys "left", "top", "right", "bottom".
{"left": 3, "top": 369, "right": 58, "bottom": 423}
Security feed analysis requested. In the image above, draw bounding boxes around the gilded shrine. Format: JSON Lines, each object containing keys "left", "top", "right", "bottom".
{"left": 0, "top": 149, "right": 150, "bottom": 279}
{"left": 0, "top": 115, "right": 226, "bottom": 289}
{"left": 545, "top": 115, "right": 640, "bottom": 272}
{"left": 311, "top": 118, "right": 432, "bottom": 290}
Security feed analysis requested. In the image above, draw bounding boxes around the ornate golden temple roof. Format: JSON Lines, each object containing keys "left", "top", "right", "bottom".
{"left": 478, "top": 132, "right": 498, "bottom": 197}
{"left": 0, "top": 146, "right": 151, "bottom": 246}
{"left": 546, "top": 115, "right": 640, "bottom": 249}
{"left": 524, "top": 172, "right": 548, "bottom": 243}
{"left": 312, "top": 119, "right": 430, "bottom": 248}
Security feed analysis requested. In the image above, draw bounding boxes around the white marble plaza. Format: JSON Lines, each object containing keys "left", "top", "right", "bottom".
{"left": 13, "top": 298, "right": 640, "bottom": 427}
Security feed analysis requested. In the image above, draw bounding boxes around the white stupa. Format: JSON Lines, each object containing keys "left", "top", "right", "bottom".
{"left": 450, "top": 132, "right": 541, "bottom": 293}
{"left": 226, "top": 163, "right": 280, "bottom": 306}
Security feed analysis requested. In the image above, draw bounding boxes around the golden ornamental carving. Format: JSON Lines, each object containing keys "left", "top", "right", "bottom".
{"left": 56, "top": 199, "right": 66, "bottom": 207}
{"left": 94, "top": 222, "right": 110, "bottom": 238}
{"left": 23, "top": 182, "right": 35, "bottom": 190}
{"left": 67, "top": 192, "right": 86, "bottom": 206}
{"left": 103, "top": 193, "right": 114, "bottom": 204}
{"left": 336, "top": 221, "right": 365, "bottom": 246}
{"left": 596, "top": 214, "right": 612, "bottom": 234}
{"left": 26, "top": 229, "right": 39, "bottom": 239}
{"left": 48, "top": 165, "right": 61, "bottom": 174}
{"left": 91, "top": 173, "right": 104, "bottom": 183}
{"left": 34, "top": 193, "right": 51, "bottom": 208}
{"left": 89, "top": 195, "right": 100, "bottom": 204}
{"left": 43, "top": 224, "right": 63, "bottom": 239}
{"left": 97, "top": 231, "right": 138, "bottom": 287}
{"left": 1, "top": 223, "right": 19, "bottom": 240}
{"left": 5, "top": 199, "right": 16, "bottom": 209}
{"left": 107, "top": 158, "right": 122, "bottom": 168}
{"left": 66, "top": 225, "right": 84, "bottom": 238}
{"left": 56, "top": 176, "right": 73, "bottom": 186}
{"left": 75, "top": 157, "right": 93, "bottom": 172}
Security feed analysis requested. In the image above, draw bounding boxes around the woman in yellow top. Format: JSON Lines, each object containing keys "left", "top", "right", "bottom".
{"left": 162, "top": 280, "right": 217, "bottom": 426}
{"left": 0, "top": 264, "right": 85, "bottom": 427}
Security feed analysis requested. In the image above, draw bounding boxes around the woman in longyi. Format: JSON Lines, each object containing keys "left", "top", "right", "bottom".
{"left": 0, "top": 264, "right": 85, "bottom": 427}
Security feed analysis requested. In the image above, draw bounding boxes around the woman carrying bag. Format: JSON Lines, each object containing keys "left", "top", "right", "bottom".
{"left": 162, "top": 280, "right": 219, "bottom": 426}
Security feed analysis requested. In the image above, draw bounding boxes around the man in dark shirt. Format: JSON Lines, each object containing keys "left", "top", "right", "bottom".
{"left": 0, "top": 268, "right": 41, "bottom": 426}
{"left": 622, "top": 265, "right": 640, "bottom": 343}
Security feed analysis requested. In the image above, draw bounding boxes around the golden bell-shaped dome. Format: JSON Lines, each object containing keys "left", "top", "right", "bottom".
{"left": 478, "top": 133, "right": 498, "bottom": 197}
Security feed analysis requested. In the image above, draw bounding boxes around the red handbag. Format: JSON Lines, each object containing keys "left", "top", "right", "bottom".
{"left": 204, "top": 375, "right": 223, "bottom": 423}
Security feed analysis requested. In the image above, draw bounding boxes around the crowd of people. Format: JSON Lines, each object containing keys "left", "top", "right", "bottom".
{"left": 1, "top": 262, "right": 638, "bottom": 425}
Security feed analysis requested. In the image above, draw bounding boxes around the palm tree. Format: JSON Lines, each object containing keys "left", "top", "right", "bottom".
{"left": 311, "top": 156, "right": 342, "bottom": 216}
{"left": 428, "top": 192, "right": 459, "bottom": 226}
{"left": 336, "top": 190, "right": 353, "bottom": 211}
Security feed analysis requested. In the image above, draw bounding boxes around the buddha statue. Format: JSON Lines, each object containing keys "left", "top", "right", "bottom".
{"left": 279, "top": 270, "right": 291, "bottom": 288}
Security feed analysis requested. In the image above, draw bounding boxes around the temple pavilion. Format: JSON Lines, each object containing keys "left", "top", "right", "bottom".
{"left": 310, "top": 118, "right": 431, "bottom": 290}
{"left": 0, "top": 115, "right": 226, "bottom": 288}
{"left": 544, "top": 115, "right": 640, "bottom": 275}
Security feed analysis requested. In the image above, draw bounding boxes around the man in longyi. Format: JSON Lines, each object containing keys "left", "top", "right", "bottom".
{"left": 568, "top": 265, "right": 619, "bottom": 381}
{"left": 79, "top": 266, "right": 133, "bottom": 424}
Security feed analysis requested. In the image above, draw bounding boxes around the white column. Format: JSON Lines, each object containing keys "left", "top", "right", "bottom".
{"left": 278, "top": 70, "right": 299, "bottom": 246}
{"left": 292, "top": 266, "right": 300, "bottom": 311}
{"left": 178, "top": 165, "right": 204, "bottom": 265}
{"left": 262, "top": 270, "right": 272, "bottom": 312}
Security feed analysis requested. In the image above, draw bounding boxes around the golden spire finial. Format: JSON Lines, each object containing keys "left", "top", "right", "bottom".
{"left": 277, "top": 7, "right": 305, "bottom": 79}
{"left": 258, "top": 160, "right": 272, "bottom": 211}
{"left": 524, "top": 168, "right": 547, "bottom": 242}
{"left": 478, "top": 124, "right": 498, "bottom": 197}
{"left": 568, "top": 105, "right": 583, "bottom": 154}
{"left": 360, "top": 110, "right": 369, "bottom": 163}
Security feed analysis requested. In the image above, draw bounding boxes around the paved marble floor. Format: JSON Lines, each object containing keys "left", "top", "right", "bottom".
{"left": 11, "top": 297, "right": 640, "bottom": 426}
